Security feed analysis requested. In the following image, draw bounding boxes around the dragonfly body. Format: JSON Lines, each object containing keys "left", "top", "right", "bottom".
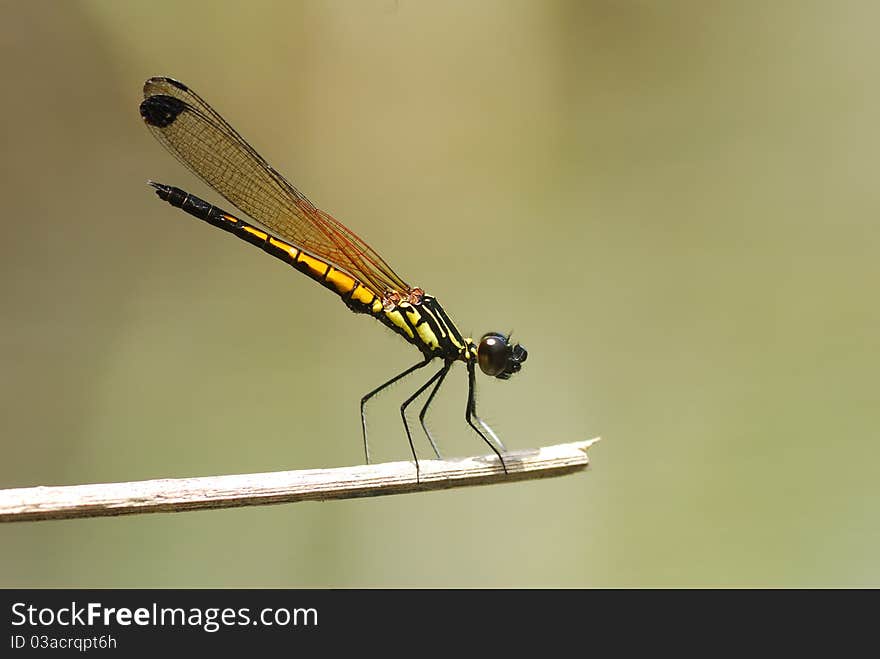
{"left": 150, "top": 183, "right": 474, "bottom": 363}
{"left": 140, "top": 77, "right": 527, "bottom": 477}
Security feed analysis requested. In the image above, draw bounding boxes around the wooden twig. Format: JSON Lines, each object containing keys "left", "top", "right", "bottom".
{"left": 0, "top": 439, "right": 599, "bottom": 523}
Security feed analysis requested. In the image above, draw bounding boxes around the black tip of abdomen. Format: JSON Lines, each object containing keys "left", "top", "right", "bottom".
{"left": 140, "top": 94, "right": 187, "bottom": 128}
{"left": 146, "top": 181, "right": 186, "bottom": 207}
{"left": 147, "top": 180, "right": 172, "bottom": 200}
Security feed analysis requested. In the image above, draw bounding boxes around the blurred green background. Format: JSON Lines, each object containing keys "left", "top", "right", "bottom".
{"left": 2, "top": 0, "right": 878, "bottom": 587}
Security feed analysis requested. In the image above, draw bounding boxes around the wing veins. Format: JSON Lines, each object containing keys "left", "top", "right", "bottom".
{"left": 142, "top": 77, "right": 411, "bottom": 297}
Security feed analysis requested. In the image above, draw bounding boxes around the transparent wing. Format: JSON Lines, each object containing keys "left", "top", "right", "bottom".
{"left": 140, "top": 76, "right": 410, "bottom": 297}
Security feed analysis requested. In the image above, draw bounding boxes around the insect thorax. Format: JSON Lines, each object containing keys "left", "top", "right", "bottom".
{"left": 369, "top": 293, "right": 466, "bottom": 360}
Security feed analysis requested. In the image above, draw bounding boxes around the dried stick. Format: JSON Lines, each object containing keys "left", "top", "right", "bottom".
{"left": 0, "top": 439, "right": 599, "bottom": 523}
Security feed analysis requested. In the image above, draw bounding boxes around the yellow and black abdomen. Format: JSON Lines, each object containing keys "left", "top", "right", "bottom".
{"left": 150, "top": 183, "right": 382, "bottom": 308}
{"left": 149, "top": 183, "right": 466, "bottom": 361}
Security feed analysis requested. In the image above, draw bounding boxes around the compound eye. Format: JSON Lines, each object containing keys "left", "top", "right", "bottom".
{"left": 478, "top": 333, "right": 509, "bottom": 377}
